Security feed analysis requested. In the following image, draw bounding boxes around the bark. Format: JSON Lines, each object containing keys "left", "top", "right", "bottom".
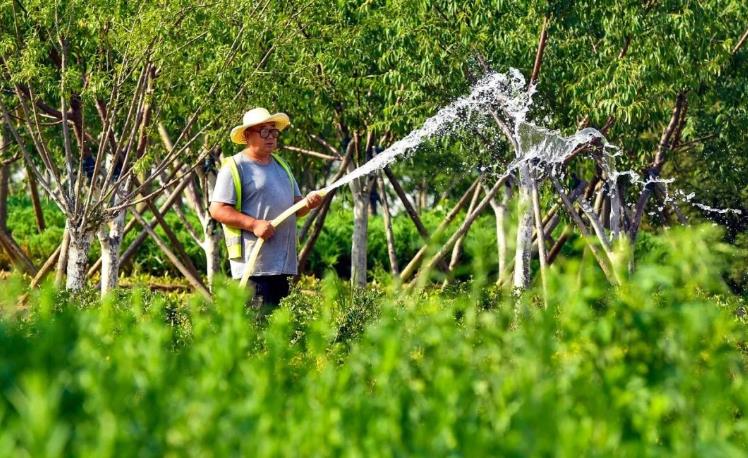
{"left": 487, "top": 182, "right": 512, "bottom": 283}
{"left": 547, "top": 226, "right": 572, "bottom": 265}
{"left": 298, "top": 148, "right": 353, "bottom": 243}
{"left": 529, "top": 17, "right": 549, "bottom": 86}
{"left": 0, "top": 230, "right": 37, "bottom": 275}
{"left": 97, "top": 187, "right": 128, "bottom": 295}
{"left": 0, "top": 130, "right": 37, "bottom": 276}
{"left": 297, "top": 152, "right": 355, "bottom": 273}
{"left": 89, "top": 169, "right": 193, "bottom": 277}
{"left": 141, "top": 196, "right": 202, "bottom": 282}
{"left": 513, "top": 164, "right": 534, "bottom": 290}
{"left": 384, "top": 167, "right": 430, "bottom": 240}
{"left": 202, "top": 219, "right": 222, "bottom": 287}
{"left": 159, "top": 127, "right": 222, "bottom": 285}
{"left": 282, "top": 145, "right": 339, "bottom": 161}
{"left": 65, "top": 226, "right": 94, "bottom": 291}
{"left": 733, "top": 26, "right": 748, "bottom": 54}
{"left": 297, "top": 189, "right": 336, "bottom": 273}
{"left": 349, "top": 175, "right": 370, "bottom": 287}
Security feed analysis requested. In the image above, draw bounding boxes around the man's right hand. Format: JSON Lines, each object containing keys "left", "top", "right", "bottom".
{"left": 250, "top": 219, "right": 275, "bottom": 240}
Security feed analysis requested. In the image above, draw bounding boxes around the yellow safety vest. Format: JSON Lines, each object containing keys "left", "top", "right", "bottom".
{"left": 220, "top": 154, "right": 295, "bottom": 260}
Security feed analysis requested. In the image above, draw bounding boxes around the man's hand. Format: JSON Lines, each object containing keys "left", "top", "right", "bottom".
{"left": 305, "top": 191, "right": 323, "bottom": 210}
{"left": 250, "top": 219, "right": 275, "bottom": 240}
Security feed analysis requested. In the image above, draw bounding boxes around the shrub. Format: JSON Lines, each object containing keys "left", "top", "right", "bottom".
{"left": 0, "top": 226, "right": 747, "bottom": 455}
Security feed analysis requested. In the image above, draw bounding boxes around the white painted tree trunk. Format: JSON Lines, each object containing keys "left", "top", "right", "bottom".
{"left": 98, "top": 219, "right": 125, "bottom": 295}
{"left": 513, "top": 164, "right": 534, "bottom": 290}
{"left": 350, "top": 177, "right": 370, "bottom": 288}
{"left": 488, "top": 182, "right": 512, "bottom": 278}
{"left": 98, "top": 235, "right": 120, "bottom": 295}
{"left": 97, "top": 181, "right": 129, "bottom": 295}
{"left": 178, "top": 151, "right": 221, "bottom": 287}
{"left": 202, "top": 221, "right": 222, "bottom": 288}
{"left": 66, "top": 226, "right": 93, "bottom": 291}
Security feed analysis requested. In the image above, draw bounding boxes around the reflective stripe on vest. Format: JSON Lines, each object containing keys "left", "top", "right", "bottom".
{"left": 220, "top": 154, "right": 295, "bottom": 261}
{"left": 221, "top": 157, "right": 244, "bottom": 260}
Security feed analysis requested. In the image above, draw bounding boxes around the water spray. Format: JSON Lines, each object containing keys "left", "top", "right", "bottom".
{"left": 238, "top": 68, "right": 740, "bottom": 289}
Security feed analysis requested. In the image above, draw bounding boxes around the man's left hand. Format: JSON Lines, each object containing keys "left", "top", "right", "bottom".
{"left": 305, "top": 191, "right": 323, "bottom": 209}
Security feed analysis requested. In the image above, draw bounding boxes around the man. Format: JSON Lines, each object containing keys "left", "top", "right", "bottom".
{"left": 209, "top": 108, "right": 322, "bottom": 312}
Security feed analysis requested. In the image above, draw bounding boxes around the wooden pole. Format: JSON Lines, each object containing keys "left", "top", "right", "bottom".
{"left": 399, "top": 177, "right": 481, "bottom": 282}
{"left": 0, "top": 230, "right": 37, "bottom": 276}
{"left": 551, "top": 177, "right": 619, "bottom": 285}
{"left": 378, "top": 173, "right": 399, "bottom": 276}
{"left": 54, "top": 226, "right": 70, "bottom": 288}
{"left": 25, "top": 163, "right": 46, "bottom": 232}
{"left": 413, "top": 175, "right": 509, "bottom": 287}
{"left": 383, "top": 166, "right": 430, "bottom": 240}
{"left": 442, "top": 183, "right": 482, "bottom": 287}
{"left": 29, "top": 243, "right": 61, "bottom": 288}
{"left": 129, "top": 209, "right": 210, "bottom": 299}
{"left": 88, "top": 170, "right": 193, "bottom": 277}
{"left": 530, "top": 175, "right": 548, "bottom": 308}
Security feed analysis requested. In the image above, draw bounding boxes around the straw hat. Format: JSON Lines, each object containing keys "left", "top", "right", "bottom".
{"left": 230, "top": 107, "right": 290, "bottom": 144}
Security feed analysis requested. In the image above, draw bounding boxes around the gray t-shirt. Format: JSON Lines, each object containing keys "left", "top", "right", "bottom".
{"left": 211, "top": 153, "right": 301, "bottom": 278}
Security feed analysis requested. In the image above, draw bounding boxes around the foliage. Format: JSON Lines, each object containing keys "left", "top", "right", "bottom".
{"left": 0, "top": 227, "right": 747, "bottom": 455}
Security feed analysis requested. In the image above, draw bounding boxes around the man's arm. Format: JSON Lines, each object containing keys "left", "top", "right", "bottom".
{"left": 209, "top": 202, "right": 275, "bottom": 239}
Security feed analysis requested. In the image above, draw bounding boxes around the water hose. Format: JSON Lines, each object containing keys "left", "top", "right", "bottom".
{"left": 239, "top": 189, "right": 329, "bottom": 288}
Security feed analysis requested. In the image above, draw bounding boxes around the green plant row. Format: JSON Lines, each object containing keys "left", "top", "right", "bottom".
{"left": 0, "top": 226, "right": 746, "bottom": 456}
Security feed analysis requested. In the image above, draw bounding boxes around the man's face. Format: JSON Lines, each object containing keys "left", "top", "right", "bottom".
{"left": 244, "top": 122, "right": 279, "bottom": 154}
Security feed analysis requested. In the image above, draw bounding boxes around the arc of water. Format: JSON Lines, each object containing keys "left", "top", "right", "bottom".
{"left": 238, "top": 67, "right": 736, "bottom": 288}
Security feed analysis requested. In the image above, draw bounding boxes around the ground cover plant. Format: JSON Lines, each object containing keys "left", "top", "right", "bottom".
{"left": 1, "top": 227, "right": 746, "bottom": 456}
{"left": 1, "top": 1, "right": 747, "bottom": 455}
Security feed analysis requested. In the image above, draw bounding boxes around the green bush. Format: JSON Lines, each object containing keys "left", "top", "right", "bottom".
{"left": 0, "top": 226, "right": 746, "bottom": 456}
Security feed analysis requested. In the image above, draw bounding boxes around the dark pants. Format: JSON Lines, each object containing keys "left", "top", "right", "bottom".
{"left": 247, "top": 275, "right": 291, "bottom": 318}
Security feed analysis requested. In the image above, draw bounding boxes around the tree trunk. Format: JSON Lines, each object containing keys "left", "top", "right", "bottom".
{"left": 513, "top": 164, "right": 534, "bottom": 290}
{"left": 98, "top": 231, "right": 122, "bottom": 295}
{"left": 65, "top": 226, "right": 93, "bottom": 291}
{"left": 97, "top": 176, "right": 130, "bottom": 295}
{"left": 203, "top": 219, "right": 222, "bottom": 287}
{"left": 487, "top": 182, "right": 512, "bottom": 283}
{"left": 350, "top": 176, "right": 370, "bottom": 287}
{"left": 159, "top": 130, "right": 222, "bottom": 286}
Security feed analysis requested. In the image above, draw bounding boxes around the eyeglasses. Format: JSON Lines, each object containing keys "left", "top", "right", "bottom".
{"left": 249, "top": 126, "right": 281, "bottom": 139}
